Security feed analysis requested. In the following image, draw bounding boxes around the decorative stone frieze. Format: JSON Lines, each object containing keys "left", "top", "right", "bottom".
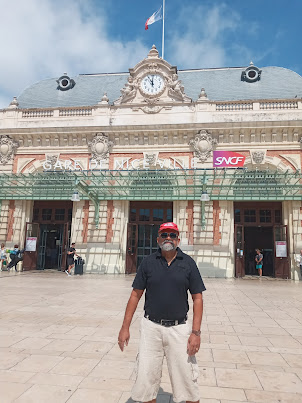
{"left": 0, "top": 135, "right": 19, "bottom": 164}
{"left": 189, "top": 130, "right": 217, "bottom": 163}
{"left": 251, "top": 150, "right": 266, "bottom": 164}
{"left": 88, "top": 133, "right": 113, "bottom": 161}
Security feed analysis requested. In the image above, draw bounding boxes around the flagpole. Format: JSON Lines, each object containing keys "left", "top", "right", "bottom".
{"left": 162, "top": 0, "right": 165, "bottom": 59}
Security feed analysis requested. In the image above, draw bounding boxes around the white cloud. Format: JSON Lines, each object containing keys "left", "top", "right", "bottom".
{"left": 167, "top": 3, "right": 247, "bottom": 69}
{"left": 0, "top": 0, "right": 148, "bottom": 108}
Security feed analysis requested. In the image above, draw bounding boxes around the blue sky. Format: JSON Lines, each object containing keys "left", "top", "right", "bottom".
{"left": 0, "top": 0, "right": 301, "bottom": 108}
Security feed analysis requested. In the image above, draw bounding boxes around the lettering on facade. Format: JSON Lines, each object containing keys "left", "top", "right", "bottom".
{"left": 42, "top": 157, "right": 199, "bottom": 171}
{"left": 213, "top": 151, "right": 246, "bottom": 168}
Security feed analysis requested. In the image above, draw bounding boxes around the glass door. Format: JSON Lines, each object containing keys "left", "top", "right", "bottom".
{"left": 37, "top": 225, "right": 48, "bottom": 269}
{"left": 137, "top": 224, "right": 160, "bottom": 267}
{"left": 235, "top": 224, "right": 245, "bottom": 277}
{"left": 126, "top": 202, "right": 173, "bottom": 273}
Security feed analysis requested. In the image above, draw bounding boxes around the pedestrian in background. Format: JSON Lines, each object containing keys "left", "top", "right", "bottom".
{"left": 0, "top": 243, "right": 7, "bottom": 271}
{"left": 118, "top": 222, "right": 206, "bottom": 403}
{"left": 255, "top": 248, "right": 263, "bottom": 277}
{"left": 65, "top": 242, "right": 78, "bottom": 276}
{"left": 7, "top": 244, "right": 24, "bottom": 271}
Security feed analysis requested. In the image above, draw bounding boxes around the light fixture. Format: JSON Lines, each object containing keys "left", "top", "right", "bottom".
{"left": 71, "top": 191, "right": 80, "bottom": 202}
{"left": 200, "top": 191, "right": 210, "bottom": 202}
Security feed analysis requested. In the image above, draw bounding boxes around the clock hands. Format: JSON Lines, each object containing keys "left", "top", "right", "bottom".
{"left": 148, "top": 75, "right": 154, "bottom": 87}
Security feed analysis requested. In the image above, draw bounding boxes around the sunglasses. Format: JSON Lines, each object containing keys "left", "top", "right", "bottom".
{"left": 159, "top": 232, "right": 178, "bottom": 239}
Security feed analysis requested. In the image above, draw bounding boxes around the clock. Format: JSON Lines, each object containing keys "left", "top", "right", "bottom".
{"left": 140, "top": 74, "right": 165, "bottom": 96}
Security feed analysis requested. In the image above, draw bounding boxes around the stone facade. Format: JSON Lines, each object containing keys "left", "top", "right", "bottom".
{"left": 0, "top": 47, "right": 301, "bottom": 278}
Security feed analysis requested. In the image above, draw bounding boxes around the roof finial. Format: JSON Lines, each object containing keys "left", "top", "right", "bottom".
{"left": 99, "top": 92, "right": 109, "bottom": 105}
{"left": 147, "top": 45, "right": 159, "bottom": 59}
{"left": 8, "top": 96, "right": 19, "bottom": 109}
{"left": 197, "top": 88, "right": 208, "bottom": 102}
{"left": 250, "top": 61, "right": 254, "bottom": 66}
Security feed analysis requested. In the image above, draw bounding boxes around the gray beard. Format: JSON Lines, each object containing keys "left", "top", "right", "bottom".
{"left": 160, "top": 242, "right": 176, "bottom": 252}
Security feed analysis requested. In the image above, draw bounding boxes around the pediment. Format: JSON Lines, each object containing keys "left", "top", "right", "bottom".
{"left": 114, "top": 45, "right": 192, "bottom": 108}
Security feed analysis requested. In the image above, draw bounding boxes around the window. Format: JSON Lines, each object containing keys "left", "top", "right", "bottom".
{"left": 260, "top": 210, "right": 271, "bottom": 223}
{"left": 241, "top": 65, "right": 262, "bottom": 83}
{"left": 56, "top": 75, "right": 75, "bottom": 91}
{"left": 167, "top": 208, "right": 173, "bottom": 222}
{"left": 153, "top": 209, "right": 163, "bottom": 221}
{"left": 130, "top": 209, "right": 136, "bottom": 222}
{"left": 275, "top": 210, "right": 281, "bottom": 224}
{"left": 139, "top": 209, "right": 150, "bottom": 221}
{"left": 234, "top": 209, "right": 241, "bottom": 223}
{"left": 42, "top": 209, "right": 52, "bottom": 221}
{"left": 33, "top": 208, "right": 39, "bottom": 221}
{"left": 244, "top": 209, "right": 256, "bottom": 223}
{"left": 55, "top": 209, "right": 65, "bottom": 221}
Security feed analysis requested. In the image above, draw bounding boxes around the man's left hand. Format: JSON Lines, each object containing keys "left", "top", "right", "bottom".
{"left": 187, "top": 333, "right": 200, "bottom": 356}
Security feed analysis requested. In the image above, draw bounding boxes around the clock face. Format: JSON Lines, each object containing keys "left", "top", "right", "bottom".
{"left": 140, "top": 74, "right": 165, "bottom": 95}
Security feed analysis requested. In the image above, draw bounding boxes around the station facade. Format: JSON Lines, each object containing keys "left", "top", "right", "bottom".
{"left": 0, "top": 46, "right": 301, "bottom": 279}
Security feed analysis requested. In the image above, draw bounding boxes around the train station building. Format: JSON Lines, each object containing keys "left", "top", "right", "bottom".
{"left": 0, "top": 45, "right": 301, "bottom": 278}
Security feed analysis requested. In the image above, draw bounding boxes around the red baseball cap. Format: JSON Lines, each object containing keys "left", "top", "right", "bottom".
{"left": 159, "top": 222, "right": 179, "bottom": 233}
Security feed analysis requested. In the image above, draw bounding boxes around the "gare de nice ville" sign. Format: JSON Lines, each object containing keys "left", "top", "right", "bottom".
{"left": 42, "top": 152, "right": 246, "bottom": 171}
{"left": 42, "top": 157, "right": 201, "bottom": 171}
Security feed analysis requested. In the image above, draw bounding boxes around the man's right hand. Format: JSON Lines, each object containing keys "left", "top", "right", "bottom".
{"left": 118, "top": 327, "right": 130, "bottom": 351}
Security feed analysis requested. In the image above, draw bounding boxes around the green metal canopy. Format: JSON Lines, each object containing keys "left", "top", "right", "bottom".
{"left": 0, "top": 168, "right": 301, "bottom": 202}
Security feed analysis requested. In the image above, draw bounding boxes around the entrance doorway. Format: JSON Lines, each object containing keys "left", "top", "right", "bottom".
{"left": 126, "top": 201, "right": 173, "bottom": 273}
{"left": 38, "top": 224, "right": 64, "bottom": 270}
{"left": 23, "top": 201, "right": 72, "bottom": 271}
{"left": 244, "top": 227, "right": 274, "bottom": 276}
{"left": 234, "top": 202, "right": 290, "bottom": 278}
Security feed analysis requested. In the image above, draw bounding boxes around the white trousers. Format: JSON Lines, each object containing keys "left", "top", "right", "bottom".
{"left": 131, "top": 317, "right": 200, "bottom": 403}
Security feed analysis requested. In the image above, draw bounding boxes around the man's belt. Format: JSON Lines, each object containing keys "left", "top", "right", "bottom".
{"left": 144, "top": 314, "right": 187, "bottom": 327}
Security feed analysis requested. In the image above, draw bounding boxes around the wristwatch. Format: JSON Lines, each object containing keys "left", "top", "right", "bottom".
{"left": 191, "top": 330, "right": 201, "bottom": 336}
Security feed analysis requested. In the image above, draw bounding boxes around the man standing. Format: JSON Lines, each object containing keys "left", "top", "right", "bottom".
{"left": 118, "top": 222, "right": 206, "bottom": 403}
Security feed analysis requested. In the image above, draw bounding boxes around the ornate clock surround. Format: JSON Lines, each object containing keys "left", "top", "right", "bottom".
{"left": 114, "top": 45, "right": 192, "bottom": 111}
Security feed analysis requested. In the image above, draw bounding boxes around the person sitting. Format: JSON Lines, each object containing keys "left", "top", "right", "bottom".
{"left": 7, "top": 245, "right": 24, "bottom": 272}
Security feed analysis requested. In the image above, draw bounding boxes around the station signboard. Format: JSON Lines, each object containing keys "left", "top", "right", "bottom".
{"left": 213, "top": 151, "right": 246, "bottom": 168}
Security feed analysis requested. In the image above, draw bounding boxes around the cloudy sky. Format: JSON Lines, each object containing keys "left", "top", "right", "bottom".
{"left": 0, "top": 0, "right": 300, "bottom": 108}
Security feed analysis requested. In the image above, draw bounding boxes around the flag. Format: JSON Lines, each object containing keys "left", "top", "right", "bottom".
{"left": 145, "top": 6, "right": 162, "bottom": 30}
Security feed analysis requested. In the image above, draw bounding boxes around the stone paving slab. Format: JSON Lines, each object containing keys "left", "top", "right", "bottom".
{"left": 1, "top": 270, "right": 302, "bottom": 402}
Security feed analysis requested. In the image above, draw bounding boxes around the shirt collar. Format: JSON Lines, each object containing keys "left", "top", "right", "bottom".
{"left": 156, "top": 247, "right": 184, "bottom": 259}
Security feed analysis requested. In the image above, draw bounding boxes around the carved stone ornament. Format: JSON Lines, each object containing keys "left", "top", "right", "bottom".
{"left": 0, "top": 135, "right": 19, "bottom": 164}
{"left": 189, "top": 130, "right": 217, "bottom": 163}
{"left": 114, "top": 76, "right": 138, "bottom": 105}
{"left": 251, "top": 150, "right": 265, "bottom": 164}
{"left": 143, "top": 152, "right": 158, "bottom": 166}
{"left": 45, "top": 154, "right": 59, "bottom": 168}
{"left": 139, "top": 97, "right": 163, "bottom": 114}
{"left": 167, "top": 73, "right": 191, "bottom": 102}
{"left": 114, "top": 45, "right": 192, "bottom": 109}
{"left": 88, "top": 133, "right": 113, "bottom": 161}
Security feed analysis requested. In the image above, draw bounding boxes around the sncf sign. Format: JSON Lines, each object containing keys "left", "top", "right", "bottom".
{"left": 213, "top": 151, "right": 246, "bottom": 168}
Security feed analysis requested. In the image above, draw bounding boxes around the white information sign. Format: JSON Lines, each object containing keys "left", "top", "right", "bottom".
{"left": 275, "top": 241, "right": 287, "bottom": 258}
{"left": 26, "top": 237, "right": 37, "bottom": 252}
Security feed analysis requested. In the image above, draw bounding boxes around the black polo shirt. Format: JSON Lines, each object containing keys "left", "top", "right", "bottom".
{"left": 132, "top": 248, "right": 206, "bottom": 320}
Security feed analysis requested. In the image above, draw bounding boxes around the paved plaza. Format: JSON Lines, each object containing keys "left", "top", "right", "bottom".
{"left": 1, "top": 271, "right": 302, "bottom": 402}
